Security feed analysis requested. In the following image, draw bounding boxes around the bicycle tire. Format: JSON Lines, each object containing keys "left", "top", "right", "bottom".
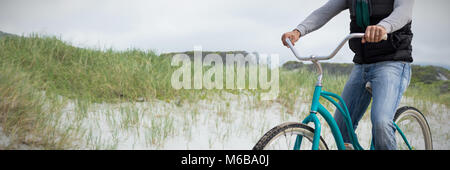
{"left": 394, "top": 106, "right": 433, "bottom": 150}
{"left": 253, "top": 122, "right": 328, "bottom": 150}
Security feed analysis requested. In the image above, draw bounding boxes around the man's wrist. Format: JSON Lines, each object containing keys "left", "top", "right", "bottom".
{"left": 292, "top": 29, "right": 302, "bottom": 38}
{"left": 377, "top": 21, "right": 392, "bottom": 33}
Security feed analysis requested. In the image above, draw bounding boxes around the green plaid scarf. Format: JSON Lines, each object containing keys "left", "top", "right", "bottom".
{"left": 356, "top": 0, "right": 370, "bottom": 29}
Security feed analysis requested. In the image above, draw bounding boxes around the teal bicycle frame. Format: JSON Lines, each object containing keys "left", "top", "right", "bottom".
{"left": 285, "top": 34, "right": 412, "bottom": 150}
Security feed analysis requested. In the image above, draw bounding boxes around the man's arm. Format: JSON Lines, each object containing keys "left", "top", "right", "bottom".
{"left": 295, "top": 0, "right": 348, "bottom": 36}
{"left": 377, "top": 0, "right": 415, "bottom": 33}
{"left": 282, "top": 0, "right": 347, "bottom": 47}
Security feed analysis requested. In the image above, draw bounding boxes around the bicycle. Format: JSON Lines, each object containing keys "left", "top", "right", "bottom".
{"left": 252, "top": 33, "right": 433, "bottom": 150}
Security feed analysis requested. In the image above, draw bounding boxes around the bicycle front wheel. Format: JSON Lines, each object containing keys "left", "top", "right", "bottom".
{"left": 394, "top": 106, "right": 433, "bottom": 150}
{"left": 253, "top": 122, "right": 328, "bottom": 150}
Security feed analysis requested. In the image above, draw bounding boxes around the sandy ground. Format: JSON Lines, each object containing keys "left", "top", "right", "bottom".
{"left": 58, "top": 92, "right": 450, "bottom": 150}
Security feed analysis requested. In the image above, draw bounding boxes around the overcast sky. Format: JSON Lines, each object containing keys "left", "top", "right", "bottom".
{"left": 1, "top": 0, "right": 449, "bottom": 67}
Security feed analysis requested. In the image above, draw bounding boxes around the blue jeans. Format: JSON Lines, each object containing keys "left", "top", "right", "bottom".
{"left": 333, "top": 61, "right": 411, "bottom": 150}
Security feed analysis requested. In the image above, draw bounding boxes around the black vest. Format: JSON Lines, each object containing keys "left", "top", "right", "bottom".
{"left": 347, "top": 0, "right": 413, "bottom": 64}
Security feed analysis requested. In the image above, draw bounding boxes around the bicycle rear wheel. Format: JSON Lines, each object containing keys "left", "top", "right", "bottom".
{"left": 394, "top": 106, "right": 433, "bottom": 150}
{"left": 253, "top": 122, "right": 328, "bottom": 150}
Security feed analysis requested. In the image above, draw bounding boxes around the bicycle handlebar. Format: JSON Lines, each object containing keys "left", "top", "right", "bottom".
{"left": 285, "top": 33, "right": 387, "bottom": 61}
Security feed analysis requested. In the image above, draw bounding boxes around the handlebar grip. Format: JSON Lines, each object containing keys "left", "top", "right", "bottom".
{"left": 285, "top": 38, "right": 302, "bottom": 59}
{"left": 361, "top": 34, "right": 388, "bottom": 41}
{"left": 382, "top": 34, "right": 388, "bottom": 41}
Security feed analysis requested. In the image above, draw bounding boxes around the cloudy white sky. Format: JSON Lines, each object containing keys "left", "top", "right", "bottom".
{"left": 1, "top": 0, "right": 449, "bottom": 67}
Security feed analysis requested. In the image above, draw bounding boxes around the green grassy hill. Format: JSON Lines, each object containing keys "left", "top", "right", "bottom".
{"left": 0, "top": 33, "right": 207, "bottom": 148}
{"left": 283, "top": 61, "right": 450, "bottom": 98}
{"left": 0, "top": 31, "right": 16, "bottom": 38}
{"left": 283, "top": 61, "right": 449, "bottom": 82}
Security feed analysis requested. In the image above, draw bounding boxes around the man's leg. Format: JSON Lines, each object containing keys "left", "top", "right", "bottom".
{"left": 369, "top": 61, "right": 411, "bottom": 150}
{"left": 334, "top": 64, "right": 372, "bottom": 143}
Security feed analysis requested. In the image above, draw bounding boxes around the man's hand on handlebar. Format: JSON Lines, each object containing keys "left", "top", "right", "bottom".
{"left": 282, "top": 29, "right": 301, "bottom": 48}
{"left": 362, "top": 25, "right": 387, "bottom": 44}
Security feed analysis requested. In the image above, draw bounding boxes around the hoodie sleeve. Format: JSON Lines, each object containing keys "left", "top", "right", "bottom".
{"left": 295, "top": 0, "right": 348, "bottom": 36}
{"left": 377, "top": 0, "right": 415, "bottom": 33}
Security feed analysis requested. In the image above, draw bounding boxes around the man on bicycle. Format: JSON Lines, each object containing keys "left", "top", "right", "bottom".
{"left": 281, "top": 0, "right": 415, "bottom": 150}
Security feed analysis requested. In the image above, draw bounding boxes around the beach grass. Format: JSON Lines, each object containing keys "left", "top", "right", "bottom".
{"left": 0, "top": 34, "right": 447, "bottom": 149}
